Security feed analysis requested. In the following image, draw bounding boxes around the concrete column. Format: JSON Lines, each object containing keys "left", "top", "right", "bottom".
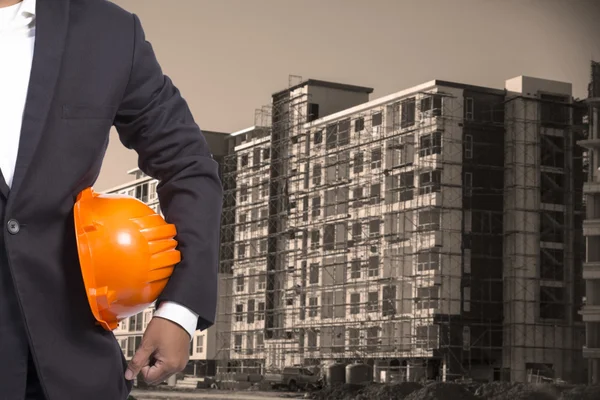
{"left": 167, "top": 374, "right": 177, "bottom": 386}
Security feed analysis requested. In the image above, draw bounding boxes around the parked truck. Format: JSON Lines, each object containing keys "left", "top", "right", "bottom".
{"left": 263, "top": 366, "right": 322, "bottom": 391}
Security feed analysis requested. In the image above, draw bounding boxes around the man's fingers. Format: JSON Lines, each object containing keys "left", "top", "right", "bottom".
{"left": 142, "top": 361, "right": 170, "bottom": 385}
{"left": 142, "top": 359, "right": 181, "bottom": 385}
{"left": 142, "top": 364, "right": 166, "bottom": 385}
{"left": 125, "top": 343, "right": 154, "bottom": 380}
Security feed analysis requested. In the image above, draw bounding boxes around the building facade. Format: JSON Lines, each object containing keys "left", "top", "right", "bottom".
{"left": 219, "top": 126, "right": 272, "bottom": 372}
{"left": 219, "top": 77, "right": 586, "bottom": 383}
{"left": 503, "top": 77, "right": 586, "bottom": 383}
{"left": 579, "top": 61, "right": 600, "bottom": 384}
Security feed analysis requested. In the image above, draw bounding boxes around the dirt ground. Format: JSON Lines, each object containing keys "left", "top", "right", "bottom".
{"left": 130, "top": 389, "right": 289, "bottom": 400}
{"left": 309, "top": 381, "right": 600, "bottom": 400}
{"left": 131, "top": 381, "right": 600, "bottom": 400}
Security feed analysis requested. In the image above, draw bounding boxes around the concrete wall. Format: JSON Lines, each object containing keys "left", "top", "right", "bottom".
{"left": 307, "top": 85, "right": 370, "bottom": 120}
{"left": 503, "top": 78, "right": 585, "bottom": 382}
{"left": 505, "top": 76, "right": 572, "bottom": 97}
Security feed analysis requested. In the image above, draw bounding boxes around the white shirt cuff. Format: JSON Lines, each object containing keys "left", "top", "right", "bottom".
{"left": 152, "top": 301, "right": 198, "bottom": 340}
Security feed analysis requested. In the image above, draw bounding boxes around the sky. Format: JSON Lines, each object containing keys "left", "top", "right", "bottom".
{"left": 95, "top": 0, "right": 600, "bottom": 191}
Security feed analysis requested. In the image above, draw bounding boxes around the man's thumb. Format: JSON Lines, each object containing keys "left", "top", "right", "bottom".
{"left": 125, "top": 344, "right": 153, "bottom": 380}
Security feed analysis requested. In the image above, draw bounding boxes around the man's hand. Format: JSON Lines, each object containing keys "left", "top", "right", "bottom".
{"left": 125, "top": 317, "right": 191, "bottom": 385}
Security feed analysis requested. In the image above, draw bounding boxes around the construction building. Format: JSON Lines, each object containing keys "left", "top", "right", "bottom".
{"left": 218, "top": 125, "right": 273, "bottom": 370}
{"left": 106, "top": 130, "right": 231, "bottom": 377}
{"left": 218, "top": 75, "right": 587, "bottom": 384}
{"left": 579, "top": 60, "right": 600, "bottom": 384}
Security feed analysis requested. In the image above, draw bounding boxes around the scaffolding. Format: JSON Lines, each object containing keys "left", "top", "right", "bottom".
{"left": 215, "top": 76, "right": 587, "bottom": 384}
{"left": 503, "top": 92, "right": 586, "bottom": 383}
{"left": 580, "top": 60, "right": 600, "bottom": 384}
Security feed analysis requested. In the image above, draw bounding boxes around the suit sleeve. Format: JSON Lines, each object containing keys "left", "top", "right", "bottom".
{"left": 113, "top": 13, "right": 223, "bottom": 331}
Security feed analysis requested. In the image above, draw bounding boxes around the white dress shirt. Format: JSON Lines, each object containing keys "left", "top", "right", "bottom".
{"left": 0, "top": 0, "right": 198, "bottom": 339}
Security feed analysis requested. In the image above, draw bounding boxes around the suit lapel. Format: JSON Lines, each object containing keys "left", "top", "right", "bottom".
{"left": 8, "top": 0, "right": 70, "bottom": 204}
{"left": 0, "top": 169, "right": 8, "bottom": 199}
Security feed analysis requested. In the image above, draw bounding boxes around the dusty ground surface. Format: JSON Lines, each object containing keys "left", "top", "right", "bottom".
{"left": 309, "top": 382, "right": 600, "bottom": 400}
{"left": 131, "top": 381, "right": 600, "bottom": 400}
{"left": 130, "top": 389, "right": 289, "bottom": 400}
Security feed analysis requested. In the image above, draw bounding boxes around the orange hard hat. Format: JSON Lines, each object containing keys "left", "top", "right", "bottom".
{"left": 73, "top": 187, "right": 181, "bottom": 331}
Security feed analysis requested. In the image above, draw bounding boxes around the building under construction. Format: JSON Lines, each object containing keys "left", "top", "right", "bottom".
{"left": 579, "top": 60, "right": 600, "bottom": 384}
{"left": 218, "top": 75, "right": 587, "bottom": 384}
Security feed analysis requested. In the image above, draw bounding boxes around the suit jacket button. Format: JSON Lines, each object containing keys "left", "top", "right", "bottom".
{"left": 7, "top": 219, "right": 20, "bottom": 235}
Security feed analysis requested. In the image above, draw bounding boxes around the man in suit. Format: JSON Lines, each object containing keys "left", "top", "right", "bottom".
{"left": 0, "top": 0, "right": 223, "bottom": 399}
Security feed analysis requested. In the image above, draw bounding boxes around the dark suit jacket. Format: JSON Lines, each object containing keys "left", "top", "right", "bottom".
{"left": 0, "top": 0, "right": 223, "bottom": 399}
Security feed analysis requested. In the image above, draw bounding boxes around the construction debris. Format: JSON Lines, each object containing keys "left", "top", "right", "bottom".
{"left": 308, "top": 382, "right": 600, "bottom": 400}
{"left": 403, "top": 382, "right": 478, "bottom": 400}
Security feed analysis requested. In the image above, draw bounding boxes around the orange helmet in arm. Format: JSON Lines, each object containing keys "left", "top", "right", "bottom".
{"left": 73, "top": 187, "right": 180, "bottom": 331}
